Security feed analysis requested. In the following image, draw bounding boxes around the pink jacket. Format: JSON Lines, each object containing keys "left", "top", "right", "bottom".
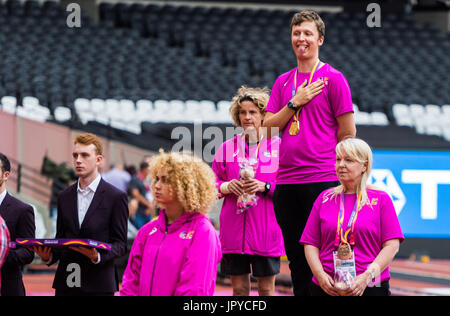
{"left": 212, "top": 135, "right": 285, "bottom": 257}
{"left": 120, "top": 210, "right": 222, "bottom": 296}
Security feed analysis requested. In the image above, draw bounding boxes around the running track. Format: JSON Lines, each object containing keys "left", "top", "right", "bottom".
{"left": 23, "top": 259, "right": 450, "bottom": 296}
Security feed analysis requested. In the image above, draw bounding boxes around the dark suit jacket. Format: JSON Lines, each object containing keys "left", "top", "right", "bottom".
{"left": 51, "top": 178, "right": 128, "bottom": 294}
{"left": 0, "top": 192, "right": 35, "bottom": 296}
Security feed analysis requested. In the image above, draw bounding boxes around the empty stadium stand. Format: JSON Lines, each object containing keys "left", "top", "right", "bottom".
{"left": 0, "top": 0, "right": 449, "bottom": 148}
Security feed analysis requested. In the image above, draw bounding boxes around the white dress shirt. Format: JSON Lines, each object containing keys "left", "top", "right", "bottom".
{"left": 76, "top": 174, "right": 102, "bottom": 264}
{"left": 77, "top": 174, "right": 101, "bottom": 227}
{"left": 0, "top": 189, "right": 7, "bottom": 207}
{"left": 44, "top": 175, "right": 103, "bottom": 265}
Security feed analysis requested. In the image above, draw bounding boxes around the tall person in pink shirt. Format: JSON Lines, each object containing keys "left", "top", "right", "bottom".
{"left": 301, "top": 138, "right": 403, "bottom": 296}
{"left": 121, "top": 151, "right": 222, "bottom": 296}
{"left": 212, "top": 87, "right": 284, "bottom": 296}
{"left": 263, "top": 10, "right": 356, "bottom": 296}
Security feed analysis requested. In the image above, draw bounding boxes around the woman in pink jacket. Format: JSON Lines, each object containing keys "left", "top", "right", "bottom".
{"left": 212, "top": 86, "right": 285, "bottom": 296}
{"left": 120, "top": 151, "right": 222, "bottom": 296}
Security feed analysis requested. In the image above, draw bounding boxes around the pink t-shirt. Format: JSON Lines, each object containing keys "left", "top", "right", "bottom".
{"left": 266, "top": 64, "right": 354, "bottom": 184}
{"left": 300, "top": 188, "right": 404, "bottom": 285}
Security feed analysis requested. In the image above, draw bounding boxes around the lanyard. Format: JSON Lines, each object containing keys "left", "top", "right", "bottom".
{"left": 292, "top": 59, "right": 322, "bottom": 122}
{"left": 335, "top": 191, "right": 362, "bottom": 247}
{"left": 239, "top": 133, "right": 263, "bottom": 165}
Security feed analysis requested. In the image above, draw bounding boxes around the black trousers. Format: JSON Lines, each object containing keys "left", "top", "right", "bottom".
{"left": 273, "top": 181, "right": 339, "bottom": 296}
{"left": 310, "top": 281, "right": 391, "bottom": 296}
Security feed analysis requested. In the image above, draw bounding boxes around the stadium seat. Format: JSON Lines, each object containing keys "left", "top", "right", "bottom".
{"left": 354, "top": 111, "right": 371, "bottom": 125}
{"left": 1, "top": 96, "right": 17, "bottom": 114}
{"left": 371, "top": 112, "right": 389, "bottom": 126}
{"left": 391, "top": 104, "right": 412, "bottom": 127}
{"left": 54, "top": 106, "right": 72, "bottom": 123}
{"left": 135, "top": 99, "right": 153, "bottom": 121}
{"left": 91, "top": 98, "right": 106, "bottom": 115}
{"left": 74, "top": 98, "right": 91, "bottom": 114}
{"left": 0, "top": 1, "right": 447, "bottom": 140}
{"left": 443, "top": 126, "right": 450, "bottom": 141}
{"left": 425, "top": 104, "right": 441, "bottom": 118}
{"left": 442, "top": 105, "right": 450, "bottom": 119}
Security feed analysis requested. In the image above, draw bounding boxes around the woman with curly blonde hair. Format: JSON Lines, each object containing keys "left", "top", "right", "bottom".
{"left": 212, "top": 86, "right": 284, "bottom": 296}
{"left": 121, "top": 151, "right": 222, "bottom": 296}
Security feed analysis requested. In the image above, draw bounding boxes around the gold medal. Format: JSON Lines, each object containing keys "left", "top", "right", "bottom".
{"left": 337, "top": 243, "right": 352, "bottom": 260}
{"left": 289, "top": 120, "right": 300, "bottom": 136}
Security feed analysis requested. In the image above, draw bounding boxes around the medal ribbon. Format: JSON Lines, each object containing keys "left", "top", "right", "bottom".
{"left": 240, "top": 133, "right": 263, "bottom": 165}
{"left": 334, "top": 191, "right": 362, "bottom": 248}
{"left": 291, "top": 59, "right": 322, "bottom": 123}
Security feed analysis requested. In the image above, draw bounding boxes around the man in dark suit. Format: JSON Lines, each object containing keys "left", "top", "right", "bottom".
{"left": 32, "top": 133, "right": 128, "bottom": 296}
{"left": 0, "top": 153, "right": 35, "bottom": 296}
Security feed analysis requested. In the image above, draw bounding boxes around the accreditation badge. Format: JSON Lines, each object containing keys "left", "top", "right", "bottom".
{"left": 333, "top": 245, "right": 356, "bottom": 294}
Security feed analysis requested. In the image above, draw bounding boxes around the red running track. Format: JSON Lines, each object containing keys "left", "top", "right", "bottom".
{"left": 22, "top": 259, "right": 450, "bottom": 296}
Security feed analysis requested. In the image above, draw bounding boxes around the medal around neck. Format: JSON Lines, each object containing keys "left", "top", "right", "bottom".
{"left": 289, "top": 120, "right": 300, "bottom": 136}
{"left": 337, "top": 242, "right": 352, "bottom": 260}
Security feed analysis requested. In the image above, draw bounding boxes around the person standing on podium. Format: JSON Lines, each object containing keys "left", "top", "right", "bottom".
{"left": 263, "top": 10, "right": 356, "bottom": 296}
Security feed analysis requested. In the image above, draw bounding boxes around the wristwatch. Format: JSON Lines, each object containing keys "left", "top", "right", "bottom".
{"left": 263, "top": 182, "right": 271, "bottom": 196}
{"left": 287, "top": 100, "right": 299, "bottom": 110}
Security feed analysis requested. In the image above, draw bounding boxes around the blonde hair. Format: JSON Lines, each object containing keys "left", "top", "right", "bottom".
{"left": 229, "top": 86, "right": 270, "bottom": 127}
{"left": 333, "top": 138, "right": 373, "bottom": 206}
{"left": 74, "top": 133, "right": 103, "bottom": 156}
{"left": 150, "top": 150, "right": 218, "bottom": 214}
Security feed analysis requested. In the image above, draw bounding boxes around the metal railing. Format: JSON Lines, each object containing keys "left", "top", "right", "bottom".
{"left": 8, "top": 158, "right": 52, "bottom": 205}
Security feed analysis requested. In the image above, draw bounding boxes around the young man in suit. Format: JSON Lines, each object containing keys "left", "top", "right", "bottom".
{"left": 32, "top": 133, "right": 128, "bottom": 296}
{"left": 0, "top": 153, "right": 35, "bottom": 296}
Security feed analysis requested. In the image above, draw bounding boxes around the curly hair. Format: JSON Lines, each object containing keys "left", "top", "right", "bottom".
{"left": 150, "top": 150, "right": 218, "bottom": 214}
{"left": 229, "top": 86, "right": 270, "bottom": 127}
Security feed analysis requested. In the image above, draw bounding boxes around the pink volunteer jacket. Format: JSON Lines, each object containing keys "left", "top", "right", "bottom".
{"left": 120, "top": 210, "right": 222, "bottom": 296}
{"left": 212, "top": 135, "right": 285, "bottom": 257}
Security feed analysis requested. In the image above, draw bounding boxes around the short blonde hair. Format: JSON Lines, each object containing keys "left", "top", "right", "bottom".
{"left": 229, "top": 86, "right": 270, "bottom": 127}
{"left": 150, "top": 150, "right": 218, "bottom": 214}
{"left": 74, "top": 133, "right": 103, "bottom": 156}
{"left": 333, "top": 138, "right": 373, "bottom": 206}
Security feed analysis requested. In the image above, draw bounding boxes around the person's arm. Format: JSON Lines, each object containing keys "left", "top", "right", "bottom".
{"left": 31, "top": 195, "right": 66, "bottom": 265}
{"left": 336, "top": 112, "right": 356, "bottom": 142}
{"left": 120, "top": 226, "right": 148, "bottom": 296}
{"left": 220, "top": 179, "right": 244, "bottom": 196}
{"left": 346, "top": 192, "right": 402, "bottom": 296}
{"left": 130, "top": 188, "right": 153, "bottom": 210}
{"left": 241, "top": 178, "right": 265, "bottom": 195}
{"left": 211, "top": 142, "right": 243, "bottom": 197}
{"left": 345, "top": 239, "right": 400, "bottom": 296}
{"left": 304, "top": 244, "right": 339, "bottom": 296}
{"left": 3, "top": 205, "right": 35, "bottom": 268}
{"left": 263, "top": 80, "right": 324, "bottom": 136}
{"left": 97, "top": 191, "right": 129, "bottom": 264}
